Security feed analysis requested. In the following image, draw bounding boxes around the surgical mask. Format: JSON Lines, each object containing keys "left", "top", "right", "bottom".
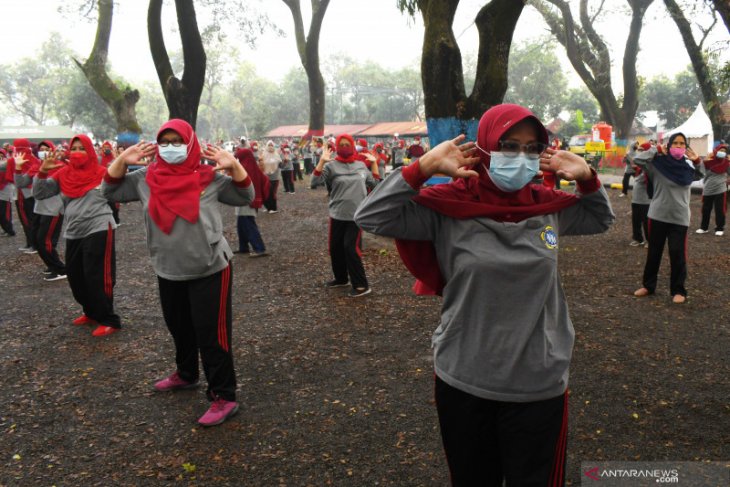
{"left": 486, "top": 152, "right": 539, "bottom": 192}
{"left": 37, "top": 151, "right": 47, "bottom": 159}
{"left": 159, "top": 145, "right": 188, "bottom": 164}
{"left": 716, "top": 151, "right": 727, "bottom": 159}
{"left": 669, "top": 147, "right": 686, "bottom": 159}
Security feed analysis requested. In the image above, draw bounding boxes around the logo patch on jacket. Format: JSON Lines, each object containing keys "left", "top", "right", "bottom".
{"left": 541, "top": 225, "right": 558, "bottom": 249}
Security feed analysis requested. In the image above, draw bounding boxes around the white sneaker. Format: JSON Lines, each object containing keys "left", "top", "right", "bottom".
{"left": 715, "top": 230, "right": 724, "bottom": 236}
{"left": 629, "top": 240, "right": 645, "bottom": 247}
{"left": 695, "top": 228, "right": 708, "bottom": 234}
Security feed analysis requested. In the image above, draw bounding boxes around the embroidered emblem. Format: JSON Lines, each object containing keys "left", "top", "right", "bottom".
{"left": 540, "top": 225, "right": 558, "bottom": 249}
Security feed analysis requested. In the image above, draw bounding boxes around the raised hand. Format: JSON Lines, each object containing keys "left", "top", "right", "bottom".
{"left": 203, "top": 145, "right": 248, "bottom": 182}
{"left": 203, "top": 145, "right": 235, "bottom": 171}
{"left": 119, "top": 141, "right": 156, "bottom": 167}
{"left": 320, "top": 146, "right": 333, "bottom": 163}
{"left": 539, "top": 148, "right": 593, "bottom": 182}
{"left": 39, "top": 154, "right": 64, "bottom": 173}
{"left": 417, "top": 134, "right": 480, "bottom": 179}
{"left": 14, "top": 152, "right": 27, "bottom": 168}
{"left": 685, "top": 147, "right": 700, "bottom": 162}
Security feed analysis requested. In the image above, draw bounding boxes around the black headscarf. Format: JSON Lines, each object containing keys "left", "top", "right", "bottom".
{"left": 653, "top": 132, "right": 695, "bottom": 186}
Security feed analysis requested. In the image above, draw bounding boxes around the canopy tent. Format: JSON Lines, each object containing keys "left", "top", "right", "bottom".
{"left": 0, "top": 125, "right": 76, "bottom": 145}
{"left": 662, "top": 102, "right": 713, "bottom": 156}
{"left": 264, "top": 124, "right": 371, "bottom": 139}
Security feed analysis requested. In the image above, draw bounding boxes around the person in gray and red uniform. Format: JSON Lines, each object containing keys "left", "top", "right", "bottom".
{"left": 406, "top": 135, "right": 426, "bottom": 160}
{"left": 355, "top": 104, "right": 614, "bottom": 486}
{"left": 33, "top": 140, "right": 67, "bottom": 281}
{"left": 103, "top": 119, "right": 253, "bottom": 427}
{"left": 33, "top": 134, "right": 121, "bottom": 337}
{"left": 0, "top": 149, "right": 16, "bottom": 237}
{"left": 311, "top": 134, "right": 379, "bottom": 297}
{"left": 632, "top": 132, "right": 700, "bottom": 304}
{"left": 9, "top": 139, "right": 40, "bottom": 253}
{"left": 694, "top": 143, "right": 729, "bottom": 236}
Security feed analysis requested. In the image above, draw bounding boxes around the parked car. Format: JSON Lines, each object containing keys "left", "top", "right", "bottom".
{"left": 568, "top": 134, "right": 592, "bottom": 155}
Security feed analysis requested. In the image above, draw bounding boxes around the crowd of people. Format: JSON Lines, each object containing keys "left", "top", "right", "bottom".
{"left": 1, "top": 104, "right": 728, "bottom": 484}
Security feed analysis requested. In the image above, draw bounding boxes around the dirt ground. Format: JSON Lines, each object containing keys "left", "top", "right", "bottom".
{"left": 0, "top": 175, "right": 728, "bottom": 486}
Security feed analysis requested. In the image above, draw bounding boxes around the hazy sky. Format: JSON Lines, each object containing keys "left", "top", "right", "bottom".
{"left": 1, "top": 0, "right": 728, "bottom": 91}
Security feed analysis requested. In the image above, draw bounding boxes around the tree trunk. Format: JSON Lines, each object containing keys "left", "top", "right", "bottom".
{"left": 419, "top": 0, "right": 464, "bottom": 119}
{"left": 711, "top": 0, "right": 730, "bottom": 34}
{"left": 466, "top": 0, "right": 526, "bottom": 118}
{"left": 148, "top": 0, "right": 206, "bottom": 128}
{"left": 282, "top": 0, "right": 330, "bottom": 138}
{"left": 664, "top": 0, "right": 725, "bottom": 140}
{"left": 532, "top": 0, "right": 653, "bottom": 139}
{"left": 76, "top": 0, "right": 141, "bottom": 137}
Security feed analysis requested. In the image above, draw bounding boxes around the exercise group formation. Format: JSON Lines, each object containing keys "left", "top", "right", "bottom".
{"left": 0, "top": 104, "right": 727, "bottom": 485}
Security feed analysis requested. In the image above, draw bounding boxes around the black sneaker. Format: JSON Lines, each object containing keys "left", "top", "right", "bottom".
{"left": 44, "top": 273, "right": 67, "bottom": 282}
{"left": 42, "top": 268, "right": 53, "bottom": 275}
{"left": 325, "top": 279, "right": 349, "bottom": 288}
{"left": 233, "top": 250, "right": 249, "bottom": 255}
{"left": 348, "top": 287, "right": 372, "bottom": 298}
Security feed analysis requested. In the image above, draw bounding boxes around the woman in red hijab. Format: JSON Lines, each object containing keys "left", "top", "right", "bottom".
{"left": 8, "top": 138, "right": 41, "bottom": 252}
{"left": 33, "top": 134, "right": 121, "bottom": 337}
{"left": 100, "top": 141, "right": 121, "bottom": 224}
{"left": 694, "top": 143, "right": 729, "bottom": 236}
{"left": 33, "top": 140, "right": 67, "bottom": 281}
{"left": 233, "top": 148, "right": 269, "bottom": 256}
{"left": 355, "top": 104, "right": 614, "bottom": 486}
{"left": 311, "top": 134, "right": 379, "bottom": 297}
{"left": 0, "top": 148, "right": 16, "bottom": 236}
{"left": 103, "top": 119, "right": 254, "bottom": 427}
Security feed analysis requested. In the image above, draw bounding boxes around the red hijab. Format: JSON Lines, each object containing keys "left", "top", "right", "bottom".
{"left": 10, "top": 138, "right": 41, "bottom": 178}
{"left": 705, "top": 144, "right": 729, "bottom": 174}
{"left": 335, "top": 134, "right": 357, "bottom": 163}
{"left": 100, "top": 141, "right": 115, "bottom": 167}
{"left": 52, "top": 135, "right": 105, "bottom": 198}
{"left": 0, "top": 149, "right": 9, "bottom": 190}
{"left": 235, "top": 148, "right": 269, "bottom": 209}
{"left": 396, "top": 104, "right": 579, "bottom": 295}
{"left": 145, "top": 119, "right": 215, "bottom": 234}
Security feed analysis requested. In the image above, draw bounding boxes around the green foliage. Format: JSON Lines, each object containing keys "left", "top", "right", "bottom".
{"left": 639, "top": 66, "right": 702, "bottom": 129}
{"left": 503, "top": 40, "right": 568, "bottom": 121}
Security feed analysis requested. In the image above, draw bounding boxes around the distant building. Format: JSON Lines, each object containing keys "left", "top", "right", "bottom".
{"left": 0, "top": 125, "right": 76, "bottom": 145}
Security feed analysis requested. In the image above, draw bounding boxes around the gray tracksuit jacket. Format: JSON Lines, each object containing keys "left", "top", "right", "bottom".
{"left": 633, "top": 148, "right": 692, "bottom": 226}
{"left": 696, "top": 162, "right": 730, "bottom": 196}
{"left": 33, "top": 175, "right": 115, "bottom": 239}
{"left": 101, "top": 168, "right": 254, "bottom": 281}
{"left": 354, "top": 168, "right": 614, "bottom": 402}
{"left": 311, "top": 161, "right": 378, "bottom": 221}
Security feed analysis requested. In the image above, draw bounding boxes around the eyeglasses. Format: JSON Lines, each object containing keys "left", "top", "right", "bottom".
{"left": 497, "top": 140, "right": 548, "bottom": 159}
{"left": 158, "top": 141, "right": 184, "bottom": 148}
{"left": 476, "top": 140, "right": 548, "bottom": 160}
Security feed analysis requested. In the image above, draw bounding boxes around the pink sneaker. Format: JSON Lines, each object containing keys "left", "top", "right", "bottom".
{"left": 153, "top": 372, "right": 199, "bottom": 392}
{"left": 198, "top": 398, "right": 239, "bottom": 427}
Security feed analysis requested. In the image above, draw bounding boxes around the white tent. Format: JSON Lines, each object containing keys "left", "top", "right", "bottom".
{"left": 662, "top": 102, "right": 713, "bottom": 156}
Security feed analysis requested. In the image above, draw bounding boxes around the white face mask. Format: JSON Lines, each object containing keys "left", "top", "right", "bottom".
{"left": 159, "top": 144, "right": 188, "bottom": 164}
{"left": 717, "top": 151, "right": 727, "bottom": 159}
{"left": 37, "top": 151, "right": 48, "bottom": 159}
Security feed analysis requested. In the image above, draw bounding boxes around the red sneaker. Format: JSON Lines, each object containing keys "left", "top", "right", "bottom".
{"left": 153, "top": 372, "right": 199, "bottom": 392}
{"left": 72, "top": 314, "right": 96, "bottom": 326}
{"left": 91, "top": 325, "right": 119, "bottom": 337}
{"left": 198, "top": 398, "right": 239, "bottom": 427}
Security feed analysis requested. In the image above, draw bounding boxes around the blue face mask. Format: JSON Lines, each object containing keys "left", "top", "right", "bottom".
{"left": 158, "top": 144, "right": 188, "bottom": 164}
{"left": 716, "top": 151, "right": 727, "bottom": 159}
{"left": 486, "top": 151, "right": 539, "bottom": 192}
